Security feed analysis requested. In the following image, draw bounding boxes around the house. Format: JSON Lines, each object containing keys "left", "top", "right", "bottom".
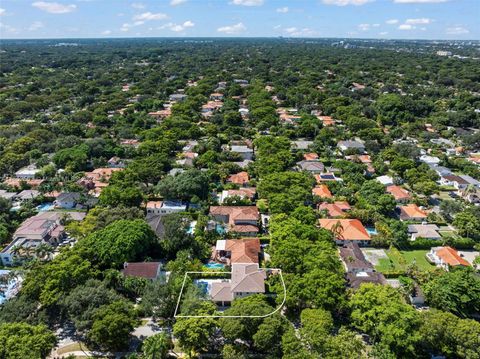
{"left": 346, "top": 154, "right": 375, "bottom": 174}
{"left": 312, "top": 185, "right": 333, "bottom": 199}
{"left": 440, "top": 174, "right": 470, "bottom": 189}
{"left": 148, "top": 108, "right": 172, "bottom": 120}
{"left": 227, "top": 172, "right": 250, "bottom": 186}
{"left": 169, "top": 93, "right": 187, "bottom": 102}
{"left": 376, "top": 175, "right": 394, "bottom": 186}
{"left": 427, "top": 246, "right": 470, "bottom": 270}
{"left": 107, "top": 156, "right": 126, "bottom": 168}
{"left": 337, "top": 140, "right": 365, "bottom": 153}
{"left": 419, "top": 155, "right": 441, "bottom": 165}
{"left": 146, "top": 200, "right": 186, "bottom": 216}
{"left": 303, "top": 153, "right": 319, "bottom": 161}
{"left": 122, "top": 262, "right": 163, "bottom": 280}
{"left": 78, "top": 168, "right": 123, "bottom": 196}
{"left": 398, "top": 204, "right": 428, "bottom": 222}
{"left": 0, "top": 212, "right": 84, "bottom": 266}
{"left": 210, "top": 92, "right": 224, "bottom": 101}
{"left": 230, "top": 145, "right": 253, "bottom": 161}
{"left": 3, "top": 178, "right": 44, "bottom": 189}
{"left": 315, "top": 173, "right": 342, "bottom": 183}
{"left": 219, "top": 188, "right": 256, "bottom": 204}
{"left": 339, "top": 242, "right": 373, "bottom": 273}
{"left": 318, "top": 219, "right": 371, "bottom": 246}
{"left": 346, "top": 271, "right": 387, "bottom": 289}
{"left": 317, "top": 116, "right": 335, "bottom": 126}
{"left": 318, "top": 201, "right": 351, "bottom": 218}
{"left": 120, "top": 139, "right": 140, "bottom": 148}
{"left": 211, "top": 238, "right": 265, "bottom": 306}
{"left": 15, "top": 165, "right": 40, "bottom": 179}
{"left": 408, "top": 224, "right": 441, "bottom": 241}
{"left": 292, "top": 140, "right": 314, "bottom": 151}
{"left": 54, "top": 192, "right": 81, "bottom": 209}
{"left": 209, "top": 206, "right": 260, "bottom": 236}
{"left": 16, "top": 190, "right": 40, "bottom": 202}
{"left": 296, "top": 161, "right": 325, "bottom": 174}
{"left": 386, "top": 185, "right": 411, "bottom": 203}
{"left": 0, "top": 190, "right": 17, "bottom": 202}
{"left": 458, "top": 187, "right": 480, "bottom": 204}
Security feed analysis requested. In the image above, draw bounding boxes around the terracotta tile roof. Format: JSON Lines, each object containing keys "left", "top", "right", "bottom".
{"left": 319, "top": 219, "right": 371, "bottom": 241}
{"left": 312, "top": 185, "right": 333, "bottom": 198}
{"left": 122, "top": 262, "right": 162, "bottom": 280}
{"left": 224, "top": 188, "right": 256, "bottom": 199}
{"left": 435, "top": 247, "right": 470, "bottom": 267}
{"left": 227, "top": 171, "right": 250, "bottom": 185}
{"left": 386, "top": 185, "right": 411, "bottom": 201}
{"left": 318, "top": 201, "right": 351, "bottom": 217}
{"left": 317, "top": 116, "right": 335, "bottom": 126}
{"left": 4, "top": 178, "right": 44, "bottom": 188}
{"left": 303, "top": 152, "right": 319, "bottom": 161}
{"left": 146, "top": 201, "right": 163, "bottom": 209}
{"left": 398, "top": 204, "right": 428, "bottom": 220}
{"left": 210, "top": 206, "right": 259, "bottom": 233}
{"left": 230, "top": 224, "right": 259, "bottom": 234}
{"left": 225, "top": 238, "right": 261, "bottom": 264}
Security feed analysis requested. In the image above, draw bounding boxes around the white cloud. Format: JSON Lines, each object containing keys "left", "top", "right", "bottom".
{"left": 394, "top": 0, "right": 448, "bottom": 3}
{"left": 230, "top": 0, "right": 263, "bottom": 6}
{"left": 398, "top": 24, "right": 415, "bottom": 30}
{"left": 133, "top": 12, "right": 168, "bottom": 21}
{"left": 322, "top": 0, "right": 373, "bottom": 6}
{"left": 121, "top": 23, "right": 131, "bottom": 32}
{"left": 372, "top": 23, "right": 380, "bottom": 27}
{"left": 131, "top": 2, "right": 145, "bottom": 9}
{"left": 446, "top": 26, "right": 469, "bottom": 35}
{"left": 101, "top": 30, "right": 112, "bottom": 35}
{"left": 28, "top": 21, "right": 44, "bottom": 30}
{"left": 170, "top": 0, "right": 187, "bottom": 5}
{"left": 276, "top": 6, "right": 289, "bottom": 13}
{"left": 32, "top": 1, "right": 76, "bottom": 14}
{"left": 284, "top": 27, "right": 319, "bottom": 37}
{"left": 358, "top": 23, "right": 370, "bottom": 31}
{"left": 386, "top": 19, "right": 399, "bottom": 24}
{"left": 0, "top": 8, "right": 5, "bottom": 16}
{"left": 217, "top": 22, "right": 246, "bottom": 34}
{"left": 160, "top": 20, "right": 194, "bottom": 32}
{"left": 405, "top": 18, "right": 432, "bottom": 24}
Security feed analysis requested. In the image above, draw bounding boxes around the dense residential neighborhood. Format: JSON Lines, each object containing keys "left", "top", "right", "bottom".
{"left": 0, "top": 36, "right": 479, "bottom": 359}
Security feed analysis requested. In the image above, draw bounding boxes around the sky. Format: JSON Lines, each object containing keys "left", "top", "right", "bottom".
{"left": 0, "top": 0, "right": 478, "bottom": 40}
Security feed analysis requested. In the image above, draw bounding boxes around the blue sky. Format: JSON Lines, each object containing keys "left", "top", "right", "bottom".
{"left": 0, "top": 0, "right": 478, "bottom": 40}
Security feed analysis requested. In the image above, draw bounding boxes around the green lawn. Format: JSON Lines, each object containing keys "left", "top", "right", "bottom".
{"left": 376, "top": 248, "right": 435, "bottom": 273}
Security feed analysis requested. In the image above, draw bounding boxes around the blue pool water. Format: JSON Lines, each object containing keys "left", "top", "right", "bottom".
{"left": 204, "top": 262, "right": 225, "bottom": 269}
{"left": 36, "top": 203, "right": 54, "bottom": 212}
{"left": 216, "top": 224, "right": 226, "bottom": 235}
{"left": 366, "top": 227, "right": 378, "bottom": 235}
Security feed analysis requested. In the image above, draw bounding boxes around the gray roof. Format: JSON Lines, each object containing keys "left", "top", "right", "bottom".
{"left": 339, "top": 242, "right": 373, "bottom": 272}
{"left": 346, "top": 272, "right": 387, "bottom": 289}
{"left": 408, "top": 224, "right": 441, "bottom": 239}
{"left": 338, "top": 140, "right": 365, "bottom": 149}
{"left": 297, "top": 160, "right": 325, "bottom": 172}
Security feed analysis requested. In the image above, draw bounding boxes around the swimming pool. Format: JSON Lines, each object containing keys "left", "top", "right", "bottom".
{"left": 366, "top": 227, "right": 378, "bottom": 235}
{"left": 36, "top": 203, "right": 54, "bottom": 212}
{"left": 216, "top": 224, "right": 226, "bottom": 235}
{"left": 204, "top": 262, "right": 225, "bottom": 269}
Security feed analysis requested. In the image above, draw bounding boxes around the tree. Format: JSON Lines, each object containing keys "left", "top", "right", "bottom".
{"left": 300, "top": 308, "right": 333, "bottom": 353}
{"left": 453, "top": 210, "right": 480, "bottom": 240}
{"left": 156, "top": 169, "right": 209, "bottom": 201}
{"left": 142, "top": 332, "right": 172, "bottom": 359}
{"left": 99, "top": 185, "right": 145, "bottom": 208}
{"left": 423, "top": 268, "right": 480, "bottom": 317}
{"left": 323, "top": 328, "right": 366, "bottom": 359}
{"left": 0, "top": 322, "right": 56, "bottom": 359}
{"left": 88, "top": 300, "right": 139, "bottom": 352}
{"left": 22, "top": 251, "right": 96, "bottom": 306}
{"left": 78, "top": 219, "right": 157, "bottom": 268}
{"left": 173, "top": 302, "right": 217, "bottom": 357}
{"left": 62, "top": 279, "right": 123, "bottom": 332}
{"left": 252, "top": 315, "right": 288, "bottom": 357}
{"left": 350, "top": 284, "right": 421, "bottom": 357}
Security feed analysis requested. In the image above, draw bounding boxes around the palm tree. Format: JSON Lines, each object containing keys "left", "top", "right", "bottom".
{"left": 331, "top": 220, "right": 345, "bottom": 240}
{"left": 142, "top": 332, "right": 172, "bottom": 359}
{"left": 35, "top": 243, "right": 54, "bottom": 261}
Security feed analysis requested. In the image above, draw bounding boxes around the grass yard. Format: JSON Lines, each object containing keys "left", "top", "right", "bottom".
{"left": 375, "top": 247, "right": 435, "bottom": 273}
